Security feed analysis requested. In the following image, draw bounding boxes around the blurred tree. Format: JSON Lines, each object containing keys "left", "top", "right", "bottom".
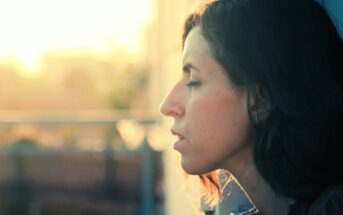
{"left": 107, "top": 63, "right": 150, "bottom": 109}
{"left": 0, "top": 48, "right": 150, "bottom": 110}
{"left": 9, "top": 138, "right": 40, "bottom": 153}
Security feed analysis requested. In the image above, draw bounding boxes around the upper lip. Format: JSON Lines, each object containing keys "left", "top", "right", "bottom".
{"left": 171, "top": 129, "right": 185, "bottom": 140}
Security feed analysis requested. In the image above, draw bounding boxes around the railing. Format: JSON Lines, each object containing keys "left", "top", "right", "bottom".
{"left": 0, "top": 110, "right": 163, "bottom": 215}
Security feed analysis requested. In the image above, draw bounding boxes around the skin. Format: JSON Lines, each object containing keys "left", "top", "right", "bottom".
{"left": 160, "top": 26, "right": 292, "bottom": 214}
{"left": 159, "top": 26, "right": 252, "bottom": 175}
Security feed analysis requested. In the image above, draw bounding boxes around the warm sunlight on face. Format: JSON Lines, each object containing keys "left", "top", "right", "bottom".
{"left": 0, "top": 0, "right": 152, "bottom": 76}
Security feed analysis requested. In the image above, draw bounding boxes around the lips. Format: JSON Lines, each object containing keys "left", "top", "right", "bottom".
{"left": 171, "top": 129, "right": 186, "bottom": 150}
{"left": 171, "top": 129, "right": 185, "bottom": 141}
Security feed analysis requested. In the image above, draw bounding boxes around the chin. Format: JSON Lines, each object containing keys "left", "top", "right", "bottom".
{"left": 181, "top": 159, "right": 216, "bottom": 175}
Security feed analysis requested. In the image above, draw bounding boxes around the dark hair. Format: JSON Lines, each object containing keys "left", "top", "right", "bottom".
{"left": 182, "top": 0, "right": 343, "bottom": 210}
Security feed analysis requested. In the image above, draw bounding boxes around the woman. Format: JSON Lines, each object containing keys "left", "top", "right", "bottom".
{"left": 160, "top": 0, "right": 343, "bottom": 214}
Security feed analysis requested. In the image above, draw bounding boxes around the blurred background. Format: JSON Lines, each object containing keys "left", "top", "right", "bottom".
{"left": 0, "top": 0, "right": 202, "bottom": 215}
{"left": 1, "top": 0, "right": 341, "bottom": 215}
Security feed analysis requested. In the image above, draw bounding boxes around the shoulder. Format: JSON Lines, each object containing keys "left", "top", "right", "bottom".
{"left": 307, "top": 182, "right": 343, "bottom": 215}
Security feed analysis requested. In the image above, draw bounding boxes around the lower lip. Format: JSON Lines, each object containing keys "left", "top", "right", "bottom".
{"left": 173, "top": 138, "right": 186, "bottom": 150}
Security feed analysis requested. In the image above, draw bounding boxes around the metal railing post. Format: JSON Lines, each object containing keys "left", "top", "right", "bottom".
{"left": 141, "top": 135, "right": 154, "bottom": 215}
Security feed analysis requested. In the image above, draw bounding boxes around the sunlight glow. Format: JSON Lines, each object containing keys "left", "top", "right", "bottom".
{"left": 116, "top": 120, "right": 145, "bottom": 150}
{"left": 148, "top": 125, "right": 168, "bottom": 151}
{"left": 0, "top": 0, "right": 152, "bottom": 75}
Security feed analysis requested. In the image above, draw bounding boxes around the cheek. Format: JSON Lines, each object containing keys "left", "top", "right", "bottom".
{"left": 189, "top": 89, "right": 249, "bottom": 140}
{"left": 184, "top": 89, "right": 250, "bottom": 171}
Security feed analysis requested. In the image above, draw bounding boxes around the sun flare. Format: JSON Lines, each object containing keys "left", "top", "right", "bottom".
{"left": 0, "top": 0, "right": 152, "bottom": 76}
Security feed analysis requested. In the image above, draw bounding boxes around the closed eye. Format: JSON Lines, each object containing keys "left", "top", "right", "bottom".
{"left": 186, "top": 80, "right": 201, "bottom": 87}
{"left": 182, "top": 63, "right": 201, "bottom": 87}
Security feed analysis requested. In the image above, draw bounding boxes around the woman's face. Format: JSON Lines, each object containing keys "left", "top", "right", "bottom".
{"left": 160, "top": 26, "right": 252, "bottom": 175}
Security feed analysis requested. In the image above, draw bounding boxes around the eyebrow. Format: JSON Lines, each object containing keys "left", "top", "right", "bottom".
{"left": 182, "top": 63, "right": 200, "bottom": 74}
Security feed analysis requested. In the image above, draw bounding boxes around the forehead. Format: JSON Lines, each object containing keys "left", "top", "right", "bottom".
{"left": 181, "top": 25, "right": 238, "bottom": 88}
{"left": 182, "top": 26, "right": 212, "bottom": 64}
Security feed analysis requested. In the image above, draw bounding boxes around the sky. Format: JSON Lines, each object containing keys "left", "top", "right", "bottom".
{"left": 0, "top": 0, "right": 153, "bottom": 74}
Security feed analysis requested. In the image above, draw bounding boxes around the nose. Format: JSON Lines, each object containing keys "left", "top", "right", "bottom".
{"left": 159, "top": 82, "right": 185, "bottom": 118}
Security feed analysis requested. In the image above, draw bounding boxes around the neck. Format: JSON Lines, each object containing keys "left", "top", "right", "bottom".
{"left": 223, "top": 146, "right": 292, "bottom": 215}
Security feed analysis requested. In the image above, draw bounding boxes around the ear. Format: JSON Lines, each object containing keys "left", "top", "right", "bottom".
{"left": 248, "top": 84, "right": 271, "bottom": 123}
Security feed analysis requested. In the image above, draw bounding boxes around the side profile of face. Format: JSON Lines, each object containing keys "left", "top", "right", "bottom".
{"left": 160, "top": 26, "right": 253, "bottom": 175}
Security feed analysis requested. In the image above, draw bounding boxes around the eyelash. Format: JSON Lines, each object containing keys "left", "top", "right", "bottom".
{"left": 186, "top": 80, "right": 201, "bottom": 87}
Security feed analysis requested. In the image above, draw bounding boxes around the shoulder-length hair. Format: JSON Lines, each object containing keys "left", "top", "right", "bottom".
{"left": 182, "top": 0, "right": 343, "bottom": 206}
